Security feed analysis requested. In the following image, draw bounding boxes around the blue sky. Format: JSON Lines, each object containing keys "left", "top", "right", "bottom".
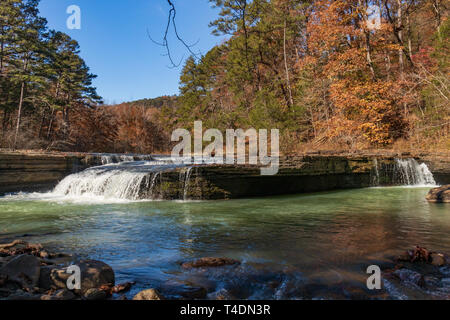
{"left": 38, "top": 0, "right": 224, "bottom": 104}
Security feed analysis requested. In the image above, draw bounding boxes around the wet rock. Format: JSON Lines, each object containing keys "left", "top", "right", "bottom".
{"left": 133, "top": 289, "right": 165, "bottom": 300}
{"left": 0, "top": 241, "right": 45, "bottom": 258}
{"left": 39, "top": 251, "right": 49, "bottom": 259}
{"left": 47, "top": 260, "right": 115, "bottom": 294}
{"left": 41, "top": 289, "right": 76, "bottom": 301}
{"left": 162, "top": 279, "right": 208, "bottom": 299}
{"left": 6, "top": 290, "right": 42, "bottom": 301}
{"left": 430, "top": 253, "right": 446, "bottom": 267}
{"left": 0, "top": 254, "right": 40, "bottom": 289}
{"left": 179, "top": 286, "right": 207, "bottom": 299}
{"left": 38, "top": 266, "right": 57, "bottom": 290}
{"left": 0, "top": 240, "right": 27, "bottom": 251}
{"left": 182, "top": 257, "right": 241, "bottom": 269}
{"left": 83, "top": 288, "right": 108, "bottom": 300}
{"left": 442, "top": 278, "right": 450, "bottom": 286}
{"left": 76, "top": 260, "right": 115, "bottom": 294}
{"left": 209, "top": 288, "right": 236, "bottom": 300}
{"left": 426, "top": 185, "right": 450, "bottom": 203}
{"left": 112, "top": 282, "right": 134, "bottom": 294}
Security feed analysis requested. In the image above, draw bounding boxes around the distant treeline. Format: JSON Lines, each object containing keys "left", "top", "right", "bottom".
{"left": 1, "top": 0, "right": 449, "bottom": 154}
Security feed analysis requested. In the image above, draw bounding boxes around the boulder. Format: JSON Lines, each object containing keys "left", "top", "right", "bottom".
{"left": 426, "top": 185, "right": 450, "bottom": 203}
{"left": 431, "top": 253, "right": 446, "bottom": 267}
{"left": 133, "top": 289, "right": 165, "bottom": 300}
{"left": 40, "top": 260, "right": 115, "bottom": 294}
{"left": 38, "top": 266, "right": 57, "bottom": 290}
{"left": 182, "top": 257, "right": 241, "bottom": 269}
{"left": 0, "top": 254, "right": 40, "bottom": 289}
{"left": 76, "top": 260, "right": 115, "bottom": 294}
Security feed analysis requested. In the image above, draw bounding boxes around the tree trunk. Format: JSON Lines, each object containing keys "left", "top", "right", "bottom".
{"left": 2, "top": 110, "right": 9, "bottom": 137}
{"left": 47, "top": 108, "right": 55, "bottom": 139}
{"left": 283, "top": 20, "right": 294, "bottom": 108}
{"left": 0, "top": 25, "right": 4, "bottom": 74}
{"left": 359, "top": 0, "right": 375, "bottom": 78}
{"left": 397, "top": 0, "right": 404, "bottom": 75}
{"left": 13, "top": 82, "right": 25, "bottom": 150}
{"left": 406, "top": 11, "right": 413, "bottom": 61}
{"left": 38, "top": 109, "right": 46, "bottom": 138}
{"left": 432, "top": 0, "right": 442, "bottom": 41}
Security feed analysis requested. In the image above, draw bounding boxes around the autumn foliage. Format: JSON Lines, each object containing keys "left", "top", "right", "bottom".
{"left": 1, "top": 0, "right": 448, "bottom": 154}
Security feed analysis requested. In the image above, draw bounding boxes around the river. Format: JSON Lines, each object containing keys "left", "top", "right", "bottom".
{"left": 1, "top": 184, "right": 448, "bottom": 299}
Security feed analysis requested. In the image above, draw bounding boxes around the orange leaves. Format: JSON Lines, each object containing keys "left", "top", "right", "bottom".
{"left": 299, "top": 0, "right": 411, "bottom": 146}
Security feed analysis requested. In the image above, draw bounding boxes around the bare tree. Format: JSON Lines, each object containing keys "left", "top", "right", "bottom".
{"left": 149, "top": 0, "right": 200, "bottom": 67}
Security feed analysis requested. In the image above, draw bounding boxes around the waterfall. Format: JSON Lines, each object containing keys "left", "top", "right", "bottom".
{"left": 100, "top": 154, "right": 153, "bottom": 165}
{"left": 183, "top": 167, "right": 194, "bottom": 201}
{"left": 394, "top": 159, "right": 436, "bottom": 186}
{"left": 371, "top": 158, "right": 380, "bottom": 186}
{"left": 149, "top": 172, "right": 161, "bottom": 199}
{"left": 53, "top": 167, "right": 152, "bottom": 200}
{"left": 52, "top": 156, "right": 188, "bottom": 201}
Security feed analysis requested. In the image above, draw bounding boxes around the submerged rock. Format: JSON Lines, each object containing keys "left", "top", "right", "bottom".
{"left": 83, "top": 288, "right": 108, "bottom": 301}
{"left": 426, "top": 185, "right": 450, "bottom": 203}
{"left": 133, "top": 289, "right": 165, "bottom": 300}
{"left": 161, "top": 279, "right": 208, "bottom": 299}
{"left": 182, "top": 257, "right": 241, "bottom": 269}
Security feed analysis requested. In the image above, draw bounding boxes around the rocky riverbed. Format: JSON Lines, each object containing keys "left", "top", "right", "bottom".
{"left": 1, "top": 240, "right": 449, "bottom": 300}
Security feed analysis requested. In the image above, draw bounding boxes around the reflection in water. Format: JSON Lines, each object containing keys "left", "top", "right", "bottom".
{"left": 0, "top": 187, "right": 448, "bottom": 299}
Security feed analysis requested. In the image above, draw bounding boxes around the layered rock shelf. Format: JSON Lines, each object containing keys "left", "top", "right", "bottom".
{"left": 150, "top": 155, "right": 450, "bottom": 200}
{"left": 0, "top": 151, "right": 449, "bottom": 199}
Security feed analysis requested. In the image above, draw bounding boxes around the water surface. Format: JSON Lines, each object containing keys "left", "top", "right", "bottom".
{"left": 0, "top": 187, "right": 448, "bottom": 299}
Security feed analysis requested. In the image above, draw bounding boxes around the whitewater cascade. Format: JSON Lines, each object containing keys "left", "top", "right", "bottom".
{"left": 52, "top": 156, "right": 199, "bottom": 201}
{"left": 51, "top": 156, "right": 437, "bottom": 201}
{"left": 394, "top": 158, "right": 436, "bottom": 186}
{"left": 179, "top": 167, "right": 194, "bottom": 201}
{"left": 53, "top": 167, "right": 152, "bottom": 200}
{"left": 99, "top": 154, "right": 153, "bottom": 165}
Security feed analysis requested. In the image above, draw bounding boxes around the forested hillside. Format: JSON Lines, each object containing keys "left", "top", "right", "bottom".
{"left": 1, "top": 0, "right": 448, "bottom": 154}
{"left": 165, "top": 0, "right": 449, "bottom": 153}
{"left": 0, "top": 0, "right": 101, "bottom": 151}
